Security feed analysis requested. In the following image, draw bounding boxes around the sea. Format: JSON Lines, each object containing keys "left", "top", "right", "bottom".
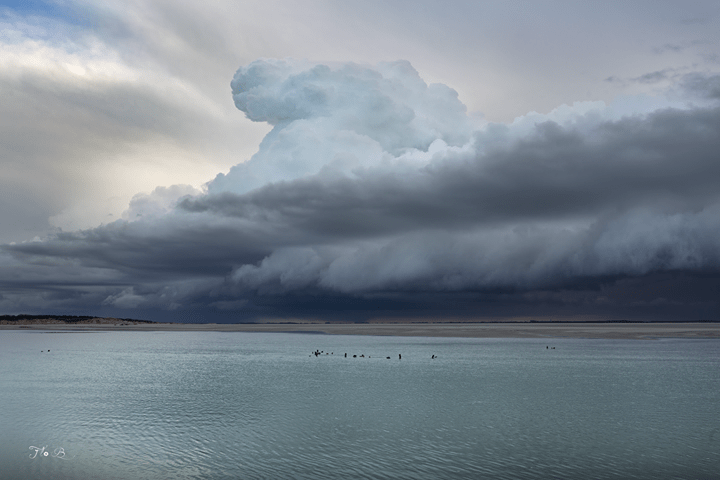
{"left": 0, "top": 330, "right": 718, "bottom": 479}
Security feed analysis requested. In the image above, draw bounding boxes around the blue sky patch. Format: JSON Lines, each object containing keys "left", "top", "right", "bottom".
{"left": 1, "top": 0, "right": 91, "bottom": 27}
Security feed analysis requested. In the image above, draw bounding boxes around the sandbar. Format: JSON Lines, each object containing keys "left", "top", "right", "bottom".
{"left": 2, "top": 321, "right": 720, "bottom": 339}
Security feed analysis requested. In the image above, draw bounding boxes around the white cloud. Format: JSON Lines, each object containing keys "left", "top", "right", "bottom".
{"left": 209, "top": 58, "right": 471, "bottom": 194}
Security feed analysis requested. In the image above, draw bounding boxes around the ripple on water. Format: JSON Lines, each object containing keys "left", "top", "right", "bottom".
{"left": 1, "top": 333, "right": 719, "bottom": 479}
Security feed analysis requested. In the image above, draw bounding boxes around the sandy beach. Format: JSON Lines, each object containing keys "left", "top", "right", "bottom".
{"left": 2, "top": 321, "right": 720, "bottom": 339}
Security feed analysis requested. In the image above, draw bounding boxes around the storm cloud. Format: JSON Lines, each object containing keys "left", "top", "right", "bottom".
{"left": 2, "top": 58, "right": 720, "bottom": 322}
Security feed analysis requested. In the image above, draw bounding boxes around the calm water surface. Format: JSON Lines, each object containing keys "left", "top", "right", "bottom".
{"left": 1, "top": 331, "right": 718, "bottom": 479}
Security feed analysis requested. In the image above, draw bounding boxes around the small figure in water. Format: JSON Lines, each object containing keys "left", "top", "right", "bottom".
{"left": 386, "top": 356, "right": 390, "bottom": 359}
{"left": 345, "top": 353, "right": 347, "bottom": 358}
{"left": 399, "top": 354, "right": 401, "bottom": 360}
{"left": 431, "top": 355, "right": 435, "bottom": 359}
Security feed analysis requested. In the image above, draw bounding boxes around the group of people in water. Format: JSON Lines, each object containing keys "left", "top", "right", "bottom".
{"left": 310, "top": 347, "right": 553, "bottom": 358}
{"left": 310, "top": 346, "right": 555, "bottom": 358}
{"left": 311, "top": 350, "right": 436, "bottom": 359}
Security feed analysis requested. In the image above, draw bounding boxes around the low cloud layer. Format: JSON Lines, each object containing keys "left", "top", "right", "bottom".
{"left": 3, "top": 59, "right": 720, "bottom": 322}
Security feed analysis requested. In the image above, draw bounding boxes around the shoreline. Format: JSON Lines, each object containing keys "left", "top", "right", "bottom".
{"left": 2, "top": 322, "right": 720, "bottom": 339}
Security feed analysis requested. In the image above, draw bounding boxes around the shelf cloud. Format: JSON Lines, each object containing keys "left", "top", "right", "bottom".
{"left": 3, "top": 58, "right": 720, "bottom": 322}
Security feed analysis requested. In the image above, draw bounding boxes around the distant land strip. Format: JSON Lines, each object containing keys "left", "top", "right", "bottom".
{"left": 0, "top": 315, "right": 155, "bottom": 325}
{"left": 2, "top": 314, "right": 719, "bottom": 325}
{"left": 1, "top": 315, "right": 720, "bottom": 339}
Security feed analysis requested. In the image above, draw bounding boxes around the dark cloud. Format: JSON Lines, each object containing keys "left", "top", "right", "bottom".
{"left": 653, "top": 44, "right": 686, "bottom": 54}
{"left": 3, "top": 62, "right": 720, "bottom": 321}
{"left": 681, "top": 73, "right": 720, "bottom": 99}
{"left": 633, "top": 69, "right": 674, "bottom": 84}
{"left": 183, "top": 105, "right": 720, "bottom": 236}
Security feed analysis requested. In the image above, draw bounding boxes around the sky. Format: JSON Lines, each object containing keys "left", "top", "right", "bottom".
{"left": 1, "top": 0, "right": 720, "bottom": 322}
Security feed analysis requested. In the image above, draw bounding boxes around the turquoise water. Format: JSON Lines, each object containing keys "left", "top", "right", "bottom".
{"left": 1, "top": 331, "right": 718, "bottom": 479}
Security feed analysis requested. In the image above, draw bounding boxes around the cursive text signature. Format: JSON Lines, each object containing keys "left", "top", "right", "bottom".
{"left": 29, "top": 446, "right": 65, "bottom": 459}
